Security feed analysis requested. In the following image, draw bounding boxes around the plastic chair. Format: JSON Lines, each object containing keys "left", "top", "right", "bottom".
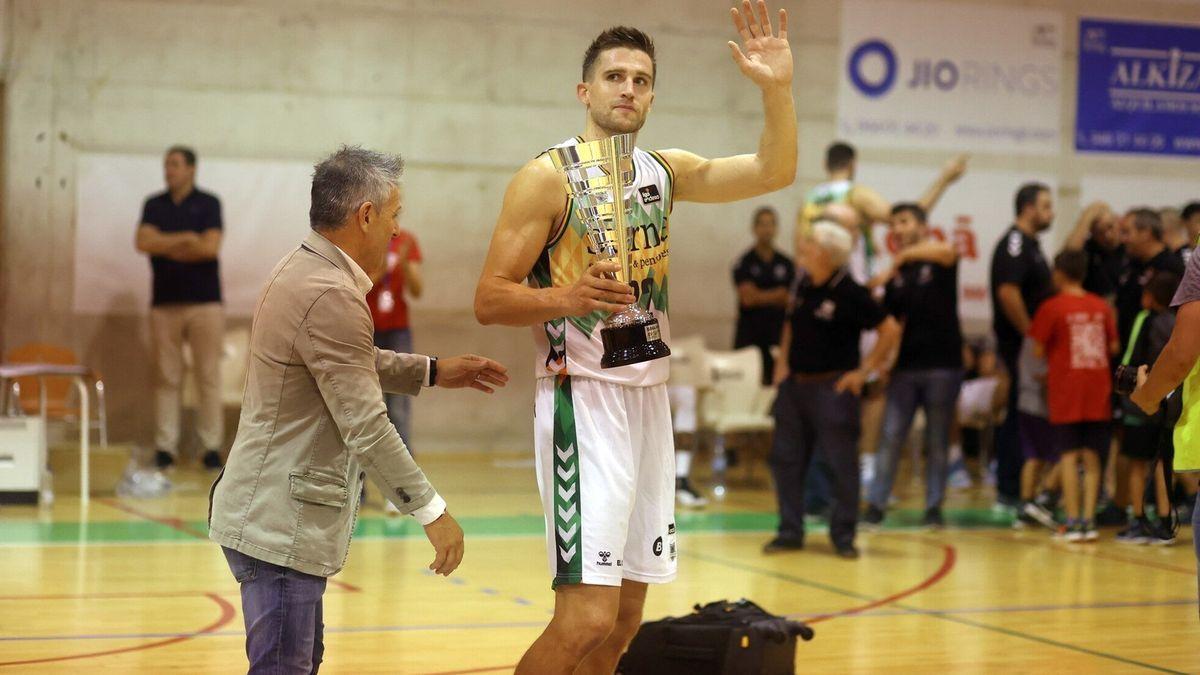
{"left": 703, "top": 347, "right": 775, "bottom": 498}
{"left": 4, "top": 343, "right": 108, "bottom": 448}
{"left": 667, "top": 335, "right": 713, "bottom": 391}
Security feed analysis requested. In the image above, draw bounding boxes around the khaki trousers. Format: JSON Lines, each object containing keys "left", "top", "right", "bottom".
{"left": 151, "top": 302, "right": 224, "bottom": 454}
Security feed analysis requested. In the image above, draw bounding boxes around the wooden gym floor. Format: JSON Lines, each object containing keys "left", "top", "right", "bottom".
{"left": 1, "top": 445, "right": 1198, "bottom": 673}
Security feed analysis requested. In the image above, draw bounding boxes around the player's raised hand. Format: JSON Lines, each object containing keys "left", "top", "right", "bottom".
{"left": 728, "top": 0, "right": 793, "bottom": 90}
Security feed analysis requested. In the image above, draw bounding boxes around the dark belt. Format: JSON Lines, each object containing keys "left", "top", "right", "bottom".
{"left": 790, "top": 371, "right": 845, "bottom": 383}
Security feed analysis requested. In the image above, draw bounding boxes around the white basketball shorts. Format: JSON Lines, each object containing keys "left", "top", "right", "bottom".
{"left": 534, "top": 375, "right": 678, "bottom": 587}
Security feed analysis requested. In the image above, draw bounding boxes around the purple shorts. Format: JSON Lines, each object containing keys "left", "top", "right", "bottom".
{"left": 1052, "top": 421, "right": 1111, "bottom": 456}
{"left": 1018, "top": 412, "right": 1057, "bottom": 462}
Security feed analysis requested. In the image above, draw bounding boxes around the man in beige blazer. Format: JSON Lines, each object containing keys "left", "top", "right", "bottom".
{"left": 209, "top": 146, "right": 507, "bottom": 674}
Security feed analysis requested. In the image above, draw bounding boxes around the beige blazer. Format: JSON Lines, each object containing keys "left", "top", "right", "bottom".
{"left": 209, "top": 231, "right": 436, "bottom": 577}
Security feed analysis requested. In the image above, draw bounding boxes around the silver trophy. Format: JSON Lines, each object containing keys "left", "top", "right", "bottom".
{"left": 548, "top": 134, "right": 670, "bottom": 368}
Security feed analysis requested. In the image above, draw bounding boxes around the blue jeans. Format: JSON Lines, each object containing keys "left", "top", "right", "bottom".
{"left": 868, "top": 368, "right": 964, "bottom": 511}
{"left": 223, "top": 547, "right": 328, "bottom": 674}
{"left": 373, "top": 328, "right": 414, "bottom": 448}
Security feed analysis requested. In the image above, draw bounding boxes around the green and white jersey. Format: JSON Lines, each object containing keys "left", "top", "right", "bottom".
{"left": 529, "top": 137, "right": 675, "bottom": 387}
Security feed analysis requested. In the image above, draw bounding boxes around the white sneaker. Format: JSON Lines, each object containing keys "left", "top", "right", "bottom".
{"left": 676, "top": 481, "right": 708, "bottom": 508}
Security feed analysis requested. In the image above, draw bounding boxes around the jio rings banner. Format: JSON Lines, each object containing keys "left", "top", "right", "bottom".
{"left": 1076, "top": 18, "right": 1200, "bottom": 157}
{"left": 837, "top": 0, "right": 1062, "bottom": 155}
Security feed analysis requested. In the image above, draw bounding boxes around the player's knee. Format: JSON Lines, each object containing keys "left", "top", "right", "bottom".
{"left": 555, "top": 604, "right": 617, "bottom": 654}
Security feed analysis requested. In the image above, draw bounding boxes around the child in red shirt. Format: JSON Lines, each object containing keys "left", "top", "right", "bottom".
{"left": 1028, "top": 250, "right": 1118, "bottom": 542}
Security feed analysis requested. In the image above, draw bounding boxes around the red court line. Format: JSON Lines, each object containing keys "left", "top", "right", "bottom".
{"left": 0, "top": 592, "right": 236, "bottom": 667}
{"left": 417, "top": 542, "right": 958, "bottom": 675}
{"left": 96, "top": 497, "right": 209, "bottom": 539}
{"left": 806, "top": 543, "right": 957, "bottom": 624}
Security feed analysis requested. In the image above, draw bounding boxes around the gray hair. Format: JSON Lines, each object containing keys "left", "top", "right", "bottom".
{"left": 810, "top": 219, "right": 853, "bottom": 267}
{"left": 309, "top": 145, "right": 405, "bottom": 231}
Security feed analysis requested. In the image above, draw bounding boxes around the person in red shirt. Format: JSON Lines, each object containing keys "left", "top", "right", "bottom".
{"left": 1029, "top": 249, "right": 1119, "bottom": 542}
{"left": 366, "top": 230, "right": 424, "bottom": 447}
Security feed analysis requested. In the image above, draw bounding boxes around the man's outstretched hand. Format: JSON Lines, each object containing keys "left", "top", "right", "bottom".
{"left": 437, "top": 355, "right": 509, "bottom": 394}
{"left": 728, "top": 0, "right": 793, "bottom": 90}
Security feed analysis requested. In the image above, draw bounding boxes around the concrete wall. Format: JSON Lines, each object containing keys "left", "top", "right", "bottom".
{"left": 2, "top": 0, "right": 1199, "bottom": 452}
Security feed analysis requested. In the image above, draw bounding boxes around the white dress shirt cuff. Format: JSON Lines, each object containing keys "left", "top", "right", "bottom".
{"left": 410, "top": 493, "right": 447, "bottom": 526}
{"left": 424, "top": 356, "right": 433, "bottom": 387}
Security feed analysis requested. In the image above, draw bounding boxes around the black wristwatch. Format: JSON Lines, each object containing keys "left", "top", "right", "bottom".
{"left": 429, "top": 356, "right": 438, "bottom": 387}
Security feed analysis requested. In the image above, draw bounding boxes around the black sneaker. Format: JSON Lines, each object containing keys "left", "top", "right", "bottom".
{"left": 834, "top": 543, "right": 860, "bottom": 559}
{"left": 202, "top": 450, "right": 224, "bottom": 470}
{"left": 154, "top": 450, "right": 175, "bottom": 469}
{"left": 861, "top": 504, "right": 884, "bottom": 529}
{"left": 1095, "top": 501, "right": 1126, "bottom": 527}
{"left": 762, "top": 536, "right": 805, "bottom": 554}
{"left": 1151, "top": 520, "right": 1177, "bottom": 546}
{"left": 1115, "top": 518, "right": 1151, "bottom": 545}
{"left": 922, "top": 507, "right": 945, "bottom": 530}
{"left": 1021, "top": 501, "right": 1058, "bottom": 530}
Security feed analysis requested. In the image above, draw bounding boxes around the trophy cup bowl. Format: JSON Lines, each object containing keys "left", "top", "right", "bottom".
{"left": 548, "top": 134, "right": 671, "bottom": 369}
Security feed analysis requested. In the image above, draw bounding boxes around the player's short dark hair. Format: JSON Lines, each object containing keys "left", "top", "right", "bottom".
{"left": 1014, "top": 182, "right": 1049, "bottom": 218}
{"left": 1182, "top": 201, "right": 1200, "bottom": 221}
{"left": 752, "top": 206, "right": 778, "bottom": 226}
{"left": 1053, "top": 249, "right": 1088, "bottom": 282}
{"left": 1130, "top": 207, "right": 1164, "bottom": 241}
{"left": 582, "top": 26, "right": 656, "bottom": 84}
{"left": 891, "top": 202, "right": 927, "bottom": 224}
{"left": 1145, "top": 271, "right": 1182, "bottom": 308}
{"left": 166, "top": 145, "right": 196, "bottom": 167}
{"left": 825, "top": 142, "right": 856, "bottom": 172}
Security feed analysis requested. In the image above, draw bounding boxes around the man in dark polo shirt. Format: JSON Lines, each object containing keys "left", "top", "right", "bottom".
{"left": 733, "top": 206, "right": 795, "bottom": 384}
{"left": 764, "top": 220, "right": 900, "bottom": 559}
{"left": 134, "top": 145, "right": 225, "bottom": 470}
{"left": 990, "top": 182, "right": 1054, "bottom": 507}
{"left": 864, "top": 203, "right": 962, "bottom": 529}
{"left": 1117, "top": 208, "right": 1185, "bottom": 354}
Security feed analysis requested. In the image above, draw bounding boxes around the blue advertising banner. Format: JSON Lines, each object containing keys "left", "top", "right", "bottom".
{"left": 1077, "top": 18, "right": 1200, "bottom": 157}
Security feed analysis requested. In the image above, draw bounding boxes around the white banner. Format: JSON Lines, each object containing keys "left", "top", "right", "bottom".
{"left": 838, "top": 0, "right": 1062, "bottom": 154}
{"left": 74, "top": 153, "right": 314, "bottom": 316}
{"left": 854, "top": 165, "right": 1058, "bottom": 325}
{"left": 1079, "top": 175, "right": 1198, "bottom": 215}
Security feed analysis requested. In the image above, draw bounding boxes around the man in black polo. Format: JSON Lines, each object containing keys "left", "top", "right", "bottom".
{"left": 733, "top": 206, "right": 795, "bottom": 384}
{"left": 134, "top": 145, "right": 225, "bottom": 470}
{"left": 764, "top": 220, "right": 900, "bottom": 559}
{"left": 864, "top": 203, "right": 962, "bottom": 528}
{"left": 1117, "top": 208, "right": 1185, "bottom": 352}
{"left": 990, "top": 183, "right": 1054, "bottom": 507}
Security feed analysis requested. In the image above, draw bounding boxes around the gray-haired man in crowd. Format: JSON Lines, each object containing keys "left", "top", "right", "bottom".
{"left": 209, "top": 146, "right": 508, "bottom": 673}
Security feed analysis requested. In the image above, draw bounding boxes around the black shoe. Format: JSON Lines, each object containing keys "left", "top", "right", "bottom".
{"left": 154, "top": 450, "right": 175, "bottom": 469}
{"left": 834, "top": 543, "right": 860, "bottom": 559}
{"left": 922, "top": 507, "right": 944, "bottom": 529}
{"left": 1095, "top": 501, "right": 1126, "bottom": 527}
{"left": 202, "top": 450, "right": 224, "bottom": 470}
{"left": 861, "top": 505, "right": 884, "bottom": 529}
{"left": 762, "top": 536, "right": 805, "bottom": 554}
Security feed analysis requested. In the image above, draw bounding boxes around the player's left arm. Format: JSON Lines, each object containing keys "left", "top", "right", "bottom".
{"left": 661, "top": 0, "right": 796, "bottom": 204}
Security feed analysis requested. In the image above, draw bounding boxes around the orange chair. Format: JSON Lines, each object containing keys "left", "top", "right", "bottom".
{"left": 4, "top": 343, "right": 108, "bottom": 448}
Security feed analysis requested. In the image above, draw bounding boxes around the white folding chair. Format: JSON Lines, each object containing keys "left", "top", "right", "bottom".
{"left": 702, "top": 347, "right": 775, "bottom": 498}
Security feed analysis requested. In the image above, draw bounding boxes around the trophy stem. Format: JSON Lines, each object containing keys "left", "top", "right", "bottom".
{"left": 607, "top": 136, "right": 633, "bottom": 291}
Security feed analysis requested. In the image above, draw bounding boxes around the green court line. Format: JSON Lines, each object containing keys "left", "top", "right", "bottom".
{"left": 0, "top": 508, "right": 1016, "bottom": 545}
{"left": 685, "top": 548, "right": 1185, "bottom": 674}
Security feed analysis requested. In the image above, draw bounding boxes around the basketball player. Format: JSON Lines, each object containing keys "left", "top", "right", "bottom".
{"left": 797, "top": 142, "right": 967, "bottom": 282}
{"left": 474, "top": 2, "right": 796, "bottom": 672}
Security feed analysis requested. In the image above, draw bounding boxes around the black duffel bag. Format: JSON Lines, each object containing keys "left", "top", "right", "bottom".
{"left": 618, "top": 599, "right": 815, "bottom": 675}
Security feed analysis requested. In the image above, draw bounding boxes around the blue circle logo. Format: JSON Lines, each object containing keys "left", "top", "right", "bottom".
{"left": 847, "top": 39, "right": 897, "bottom": 98}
